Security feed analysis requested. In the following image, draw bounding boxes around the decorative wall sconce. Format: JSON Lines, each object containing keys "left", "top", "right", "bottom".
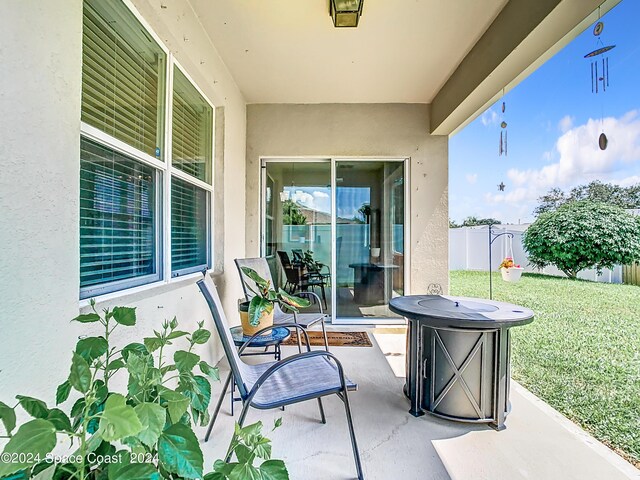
{"left": 330, "top": 0, "right": 364, "bottom": 28}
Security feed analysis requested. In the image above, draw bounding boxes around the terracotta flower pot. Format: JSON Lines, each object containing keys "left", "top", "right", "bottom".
{"left": 500, "top": 267, "right": 524, "bottom": 283}
{"left": 238, "top": 301, "right": 274, "bottom": 336}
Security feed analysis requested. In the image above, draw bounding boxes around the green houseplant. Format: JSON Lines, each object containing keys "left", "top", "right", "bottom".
{"left": 0, "top": 301, "right": 288, "bottom": 480}
{"left": 239, "top": 267, "right": 310, "bottom": 335}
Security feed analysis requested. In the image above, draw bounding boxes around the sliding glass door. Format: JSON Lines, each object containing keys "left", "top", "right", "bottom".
{"left": 262, "top": 158, "right": 406, "bottom": 323}
{"left": 334, "top": 160, "right": 405, "bottom": 321}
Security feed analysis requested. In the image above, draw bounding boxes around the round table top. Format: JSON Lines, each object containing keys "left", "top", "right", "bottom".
{"left": 230, "top": 326, "right": 291, "bottom": 347}
{"left": 389, "top": 295, "right": 534, "bottom": 329}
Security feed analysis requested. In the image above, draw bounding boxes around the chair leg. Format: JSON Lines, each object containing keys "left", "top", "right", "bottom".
{"left": 321, "top": 318, "right": 329, "bottom": 352}
{"left": 317, "top": 398, "right": 326, "bottom": 424}
{"left": 320, "top": 284, "right": 327, "bottom": 310}
{"left": 341, "top": 389, "right": 364, "bottom": 480}
{"left": 205, "top": 371, "right": 232, "bottom": 442}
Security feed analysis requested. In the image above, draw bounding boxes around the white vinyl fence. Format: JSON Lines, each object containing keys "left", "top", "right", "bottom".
{"left": 449, "top": 225, "right": 623, "bottom": 284}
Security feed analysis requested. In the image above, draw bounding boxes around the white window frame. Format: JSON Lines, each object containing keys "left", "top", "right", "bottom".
{"left": 79, "top": 0, "right": 216, "bottom": 303}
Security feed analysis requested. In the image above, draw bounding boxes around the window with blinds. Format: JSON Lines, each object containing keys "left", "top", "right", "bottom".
{"left": 80, "top": 138, "right": 160, "bottom": 298}
{"left": 171, "top": 177, "right": 208, "bottom": 275}
{"left": 172, "top": 67, "right": 213, "bottom": 183}
{"left": 82, "top": 0, "right": 166, "bottom": 159}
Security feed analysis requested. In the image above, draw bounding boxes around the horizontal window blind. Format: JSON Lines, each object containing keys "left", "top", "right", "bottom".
{"left": 80, "top": 137, "right": 159, "bottom": 296}
{"left": 172, "top": 67, "right": 212, "bottom": 182}
{"left": 82, "top": 0, "right": 165, "bottom": 159}
{"left": 171, "top": 177, "right": 208, "bottom": 275}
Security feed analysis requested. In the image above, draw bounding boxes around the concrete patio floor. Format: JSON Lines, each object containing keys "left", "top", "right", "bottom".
{"left": 198, "top": 327, "right": 640, "bottom": 480}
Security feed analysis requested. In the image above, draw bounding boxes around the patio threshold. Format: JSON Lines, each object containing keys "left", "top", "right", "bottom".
{"left": 199, "top": 327, "right": 640, "bottom": 480}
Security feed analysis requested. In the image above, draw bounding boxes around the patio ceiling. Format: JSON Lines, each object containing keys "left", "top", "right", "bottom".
{"left": 189, "top": 0, "right": 619, "bottom": 134}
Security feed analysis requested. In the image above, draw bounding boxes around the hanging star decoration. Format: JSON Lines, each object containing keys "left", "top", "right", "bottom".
{"left": 498, "top": 182, "right": 506, "bottom": 192}
{"left": 585, "top": 16, "right": 615, "bottom": 150}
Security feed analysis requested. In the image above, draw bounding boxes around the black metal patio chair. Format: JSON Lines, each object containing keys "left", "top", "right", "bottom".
{"left": 235, "top": 257, "right": 329, "bottom": 350}
{"left": 196, "top": 274, "right": 364, "bottom": 480}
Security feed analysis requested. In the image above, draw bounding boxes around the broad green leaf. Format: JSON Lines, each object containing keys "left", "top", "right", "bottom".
{"left": 229, "top": 463, "right": 261, "bottom": 480}
{"left": 0, "top": 419, "right": 57, "bottom": 477}
{"left": 94, "top": 380, "right": 108, "bottom": 403}
{"left": 240, "top": 266, "right": 270, "bottom": 289}
{"left": 0, "top": 401, "right": 16, "bottom": 436}
{"left": 259, "top": 460, "right": 289, "bottom": 480}
{"left": 237, "top": 421, "right": 263, "bottom": 441}
{"left": 55, "top": 381, "right": 71, "bottom": 405}
{"left": 97, "top": 394, "right": 143, "bottom": 442}
{"left": 112, "top": 306, "right": 136, "bottom": 326}
{"left": 203, "top": 473, "right": 226, "bottom": 480}
{"left": 133, "top": 403, "right": 166, "bottom": 448}
{"left": 32, "top": 464, "right": 56, "bottom": 480}
{"left": 69, "top": 352, "right": 91, "bottom": 393}
{"left": 70, "top": 398, "right": 85, "bottom": 418}
{"left": 167, "top": 330, "right": 189, "bottom": 340}
{"left": 213, "top": 459, "right": 234, "bottom": 475}
{"left": 121, "top": 343, "right": 149, "bottom": 361}
{"left": 248, "top": 296, "right": 273, "bottom": 327}
{"left": 157, "top": 423, "right": 203, "bottom": 479}
{"left": 174, "top": 351, "right": 200, "bottom": 373}
{"left": 106, "top": 359, "right": 125, "bottom": 372}
{"left": 75, "top": 336, "right": 108, "bottom": 363}
{"left": 234, "top": 444, "right": 253, "bottom": 464}
{"left": 252, "top": 436, "right": 272, "bottom": 460}
{"left": 46, "top": 408, "right": 72, "bottom": 432}
{"left": 143, "top": 337, "right": 164, "bottom": 353}
{"left": 199, "top": 361, "right": 220, "bottom": 382}
{"left": 72, "top": 313, "right": 101, "bottom": 323}
{"left": 158, "top": 387, "right": 190, "bottom": 424}
{"left": 278, "top": 289, "right": 310, "bottom": 309}
{"left": 108, "top": 461, "right": 159, "bottom": 480}
{"left": 182, "top": 375, "right": 211, "bottom": 413}
{"left": 190, "top": 329, "right": 211, "bottom": 345}
{"left": 16, "top": 395, "right": 49, "bottom": 419}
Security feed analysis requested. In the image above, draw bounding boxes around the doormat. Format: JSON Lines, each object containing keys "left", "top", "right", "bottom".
{"left": 282, "top": 331, "right": 372, "bottom": 347}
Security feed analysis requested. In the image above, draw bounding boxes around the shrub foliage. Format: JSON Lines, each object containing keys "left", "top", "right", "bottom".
{"left": 523, "top": 201, "right": 640, "bottom": 278}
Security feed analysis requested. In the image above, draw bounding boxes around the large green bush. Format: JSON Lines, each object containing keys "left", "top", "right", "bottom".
{"left": 523, "top": 201, "right": 640, "bottom": 278}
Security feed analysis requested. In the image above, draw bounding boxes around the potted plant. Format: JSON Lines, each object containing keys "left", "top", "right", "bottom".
{"left": 499, "top": 256, "right": 524, "bottom": 282}
{"left": 0, "top": 302, "right": 289, "bottom": 479}
{"left": 240, "top": 267, "right": 310, "bottom": 335}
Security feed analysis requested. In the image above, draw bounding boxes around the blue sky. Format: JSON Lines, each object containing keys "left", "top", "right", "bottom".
{"left": 449, "top": 0, "right": 640, "bottom": 225}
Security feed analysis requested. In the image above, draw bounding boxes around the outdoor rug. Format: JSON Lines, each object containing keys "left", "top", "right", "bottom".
{"left": 282, "top": 331, "right": 372, "bottom": 347}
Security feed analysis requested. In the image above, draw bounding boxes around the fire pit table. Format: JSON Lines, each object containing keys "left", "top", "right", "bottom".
{"left": 389, "top": 295, "right": 533, "bottom": 430}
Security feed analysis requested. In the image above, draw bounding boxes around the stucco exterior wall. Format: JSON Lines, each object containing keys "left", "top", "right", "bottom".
{"left": 0, "top": 0, "right": 246, "bottom": 404}
{"left": 245, "top": 103, "right": 449, "bottom": 297}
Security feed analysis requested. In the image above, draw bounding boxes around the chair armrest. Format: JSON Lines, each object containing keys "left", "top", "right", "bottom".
{"left": 237, "top": 323, "right": 311, "bottom": 355}
{"left": 291, "top": 290, "right": 324, "bottom": 314}
{"left": 246, "top": 350, "right": 349, "bottom": 403}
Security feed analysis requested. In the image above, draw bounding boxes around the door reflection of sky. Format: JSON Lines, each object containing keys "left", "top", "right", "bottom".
{"left": 283, "top": 186, "right": 372, "bottom": 220}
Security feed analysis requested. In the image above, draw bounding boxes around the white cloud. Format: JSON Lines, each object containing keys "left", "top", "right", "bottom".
{"left": 558, "top": 115, "right": 574, "bottom": 133}
{"left": 484, "top": 111, "right": 640, "bottom": 219}
{"left": 481, "top": 109, "right": 499, "bottom": 126}
{"left": 290, "top": 190, "right": 315, "bottom": 208}
{"left": 465, "top": 173, "right": 478, "bottom": 184}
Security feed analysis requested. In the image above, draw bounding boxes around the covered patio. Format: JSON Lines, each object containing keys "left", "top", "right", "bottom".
{"left": 2, "top": 0, "right": 639, "bottom": 478}
{"left": 201, "top": 327, "right": 638, "bottom": 480}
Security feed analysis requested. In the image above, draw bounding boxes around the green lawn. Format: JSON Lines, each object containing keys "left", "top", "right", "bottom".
{"left": 450, "top": 271, "right": 640, "bottom": 466}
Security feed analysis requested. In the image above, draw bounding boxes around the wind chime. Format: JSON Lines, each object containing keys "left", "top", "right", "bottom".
{"left": 584, "top": 13, "right": 615, "bottom": 150}
{"left": 498, "top": 91, "right": 508, "bottom": 192}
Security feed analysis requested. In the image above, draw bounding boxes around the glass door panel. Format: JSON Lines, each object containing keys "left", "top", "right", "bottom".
{"left": 335, "top": 161, "right": 405, "bottom": 319}
{"left": 262, "top": 161, "right": 332, "bottom": 312}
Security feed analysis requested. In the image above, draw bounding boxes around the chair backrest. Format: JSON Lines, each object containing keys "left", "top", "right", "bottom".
{"left": 234, "top": 257, "right": 276, "bottom": 300}
{"left": 196, "top": 274, "right": 250, "bottom": 398}
{"left": 276, "top": 250, "right": 292, "bottom": 268}
{"left": 291, "top": 249, "right": 304, "bottom": 263}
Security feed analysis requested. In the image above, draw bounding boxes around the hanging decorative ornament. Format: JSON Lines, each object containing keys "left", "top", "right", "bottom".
{"left": 585, "top": 12, "right": 615, "bottom": 150}
{"left": 498, "top": 182, "right": 506, "bottom": 192}
{"left": 499, "top": 95, "right": 508, "bottom": 156}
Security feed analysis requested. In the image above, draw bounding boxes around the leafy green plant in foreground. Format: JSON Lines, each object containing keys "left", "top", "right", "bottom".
{"left": 0, "top": 302, "right": 289, "bottom": 479}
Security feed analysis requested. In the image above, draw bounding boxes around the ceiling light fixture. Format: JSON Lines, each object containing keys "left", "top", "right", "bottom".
{"left": 330, "top": 0, "right": 364, "bottom": 28}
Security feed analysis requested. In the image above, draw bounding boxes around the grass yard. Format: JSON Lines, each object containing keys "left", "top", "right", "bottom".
{"left": 450, "top": 271, "right": 640, "bottom": 467}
